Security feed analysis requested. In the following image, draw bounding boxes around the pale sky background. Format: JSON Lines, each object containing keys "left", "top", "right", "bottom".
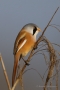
{"left": 0, "top": 0, "right": 60, "bottom": 90}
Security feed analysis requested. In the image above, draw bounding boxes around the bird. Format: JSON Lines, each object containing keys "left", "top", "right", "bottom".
{"left": 12, "top": 23, "right": 41, "bottom": 86}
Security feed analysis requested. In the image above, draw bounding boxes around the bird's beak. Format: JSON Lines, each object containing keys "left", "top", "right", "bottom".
{"left": 37, "top": 27, "right": 41, "bottom": 32}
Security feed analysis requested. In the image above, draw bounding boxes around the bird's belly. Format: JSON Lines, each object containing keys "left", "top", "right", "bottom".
{"left": 17, "top": 33, "right": 36, "bottom": 56}
{"left": 20, "top": 40, "right": 35, "bottom": 56}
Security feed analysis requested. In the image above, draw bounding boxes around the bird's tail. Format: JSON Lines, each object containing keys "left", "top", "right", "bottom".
{"left": 12, "top": 54, "right": 20, "bottom": 87}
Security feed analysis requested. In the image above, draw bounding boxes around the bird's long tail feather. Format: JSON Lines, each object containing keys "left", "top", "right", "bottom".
{"left": 12, "top": 54, "right": 20, "bottom": 87}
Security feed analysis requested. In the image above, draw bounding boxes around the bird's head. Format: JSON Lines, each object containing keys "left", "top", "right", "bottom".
{"left": 22, "top": 23, "right": 41, "bottom": 38}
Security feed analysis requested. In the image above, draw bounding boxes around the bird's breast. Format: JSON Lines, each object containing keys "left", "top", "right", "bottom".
{"left": 18, "top": 32, "right": 36, "bottom": 56}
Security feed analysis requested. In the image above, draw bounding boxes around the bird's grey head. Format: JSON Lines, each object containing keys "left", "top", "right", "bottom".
{"left": 22, "top": 23, "right": 41, "bottom": 38}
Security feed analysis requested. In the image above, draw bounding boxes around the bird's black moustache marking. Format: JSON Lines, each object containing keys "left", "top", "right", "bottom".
{"left": 33, "top": 27, "right": 37, "bottom": 35}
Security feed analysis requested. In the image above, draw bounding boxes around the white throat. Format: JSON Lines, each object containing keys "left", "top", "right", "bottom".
{"left": 34, "top": 30, "right": 38, "bottom": 37}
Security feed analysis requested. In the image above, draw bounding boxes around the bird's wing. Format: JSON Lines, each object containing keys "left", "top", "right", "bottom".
{"left": 17, "top": 39, "right": 27, "bottom": 53}
{"left": 13, "top": 31, "right": 26, "bottom": 55}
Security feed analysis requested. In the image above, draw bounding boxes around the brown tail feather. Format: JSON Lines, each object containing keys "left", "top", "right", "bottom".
{"left": 12, "top": 54, "right": 20, "bottom": 87}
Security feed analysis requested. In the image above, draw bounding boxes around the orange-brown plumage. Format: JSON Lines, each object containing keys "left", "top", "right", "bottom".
{"left": 12, "top": 23, "right": 41, "bottom": 86}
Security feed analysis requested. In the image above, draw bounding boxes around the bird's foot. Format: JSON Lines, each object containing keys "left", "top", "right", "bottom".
{"left": 33, "top": 46, "right": 38, "bottom": 50}
{"left": 24, "top": 61, "right": 30, "bottom": 66}
{"left": 22, "top": 57, "right": 30, "bottom": 66}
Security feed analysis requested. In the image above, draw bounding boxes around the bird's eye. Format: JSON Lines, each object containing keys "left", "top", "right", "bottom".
{"left": 33, "top": 27, "right": 37, "bottom": 35}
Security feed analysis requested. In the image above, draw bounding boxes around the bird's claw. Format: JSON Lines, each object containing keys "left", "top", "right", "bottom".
{"left": 33, "top": 46, "right": 38, "bottom": 50}
{"left": 24, "top": 61, "right": 30, "bottom": 66}
{"left": 22, "top": 57, "right": 30, "bottom": 66}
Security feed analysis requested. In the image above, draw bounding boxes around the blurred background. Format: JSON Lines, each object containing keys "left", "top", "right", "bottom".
{"left": 0, "top": 0, "right": 60, "bottom": 90}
